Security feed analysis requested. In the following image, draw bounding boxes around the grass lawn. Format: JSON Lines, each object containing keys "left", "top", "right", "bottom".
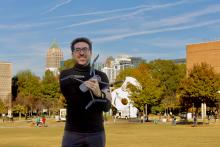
{"left": 0, "top": 120, "right": 220, "bottom": 147}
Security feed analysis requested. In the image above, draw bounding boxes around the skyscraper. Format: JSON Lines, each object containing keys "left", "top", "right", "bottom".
{"left": 0, "top": 62, "right": 12, "bottom": 114}
{"left": 130, "top": 57, "right": 145, "bottom": 67}
{"left": 46, "top": 41, "right": 64, "bottom": 75}
{"left": 102, "top": 55, "right": 134, "bottom": 83}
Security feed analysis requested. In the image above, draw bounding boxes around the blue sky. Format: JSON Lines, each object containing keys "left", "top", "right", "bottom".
{"left": 0, "top": 0, "right": 220, "bottom": 77}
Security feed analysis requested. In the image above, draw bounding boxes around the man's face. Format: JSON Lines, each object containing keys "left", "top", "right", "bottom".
{"left": 72, "top": 41, "right": 92, "bottom": 65}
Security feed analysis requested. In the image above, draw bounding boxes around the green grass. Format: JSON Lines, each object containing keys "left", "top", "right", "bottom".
{"left": 0, "top": 120, "right": 220, "bottom": 147}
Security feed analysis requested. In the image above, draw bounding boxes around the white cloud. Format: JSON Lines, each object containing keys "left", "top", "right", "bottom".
{"left": 42, "top": 0, "right": 72, "bottom": 14}
{"left": 94, "top": 19, "right": 220, "bottom": 43}
{"left": 55, "top": 0, "right": 190, "bottom": 19}
{"left": 0, "top": 53, "right": 44, "bottom": 58}
{"left": 56, "top": 0, "right": 191, "bottom": 29}
{"left": 12, "top": 58, "right": 45, "bottom": 77}
{"left": 0, "top": 21, "right": 54, "bottom": 30}
{"left": 0, "top": 37, "right": 12, "bottom": 44}
{"left": 53, "top": 4, "right": 150, "bottom": 18}
{"left": 0, "top": 42, "right": 50, "bottom": 60}
{"left": 128, "top": 52, "right": 181, "bottom": 60}
{"left": 143, "top": 4, "right": 220, "bottom": 28}
{"left": 2, "top": 42, "right": 57, "bottom": 77}
{"left": 56, "top": 0, "right": 220, "bottom": 41}
{"left": 89, "top": 28, "right": 132, "bottom": 36}
{"left": 128, "top": 0, "right": 190, "bottom": 16}
{"left": 131, "top": 48, "right": 141, "bottom": 53}
{"left": 56, "top": 15, "right": 127, "bottom": 30}
{"left": 138, "top": 38, "right": 196, "bottom": 48}
{"left": 105, "top": 51, "right": 175, "bottom": 61}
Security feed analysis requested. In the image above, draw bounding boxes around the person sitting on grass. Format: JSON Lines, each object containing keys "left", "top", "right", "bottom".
{"left": 35, "top": 115, "right": 41, "bottom": 127}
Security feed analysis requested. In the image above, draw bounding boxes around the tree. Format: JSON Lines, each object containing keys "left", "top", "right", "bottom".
{"left": 0, "top": 100, "right": 7, "bottom": 114}
{"left": 12, "top": 102, "right": 25, "bottom": 120}
{"left": 41, "top": 70, "right": 63, "bottom": 116}
{"left": 149, "top": 59, "right": 186, "bottom": 113}
{"left": 12, "top": 75, "right": 26, "bottom": 119}
{"left": 129, "top": 63, "right": 163, "bottom": 112}
{"left": 115, "top": 67, "right": 134, "bottom": 88}
{"left": 115, "top": 63, "right": 163, "bottom": 113}
{"left": 60, "top": 59, "right": 75, "bottom": 71}
{"left": 178, "top": 62, "right": 220, "bottom": 112}
{"left": 16, "top": 70, "right": 41, "bottom": 117}
{"left": 12, "top": 76, "right": 18, "bottom": 101}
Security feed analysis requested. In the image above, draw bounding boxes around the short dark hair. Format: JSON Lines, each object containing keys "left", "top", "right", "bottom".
{"left": 71, "top": 37, "right": 92, "bottom": 52}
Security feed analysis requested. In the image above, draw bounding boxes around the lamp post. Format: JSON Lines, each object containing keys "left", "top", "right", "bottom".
{"left": 192, "top": 103, "right": 194, "bottom": 115}
{"left": 128, "top": 102, "right": 130, "bottom": 119}
{"left": 145, "top": 104, "right": 148, "bottom": 122}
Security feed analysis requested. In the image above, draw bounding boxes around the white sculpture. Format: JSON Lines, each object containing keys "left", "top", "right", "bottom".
{"left": 111, "top": 77, "right": 141, "bottom": 118}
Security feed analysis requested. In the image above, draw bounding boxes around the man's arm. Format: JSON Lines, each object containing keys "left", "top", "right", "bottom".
{"left": 59, "top": 70, "right": 72, "bottom": 99}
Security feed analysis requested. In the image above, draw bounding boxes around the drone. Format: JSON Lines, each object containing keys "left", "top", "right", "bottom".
{"left": 60, "top": 54, "right": 123, "bottom": 110}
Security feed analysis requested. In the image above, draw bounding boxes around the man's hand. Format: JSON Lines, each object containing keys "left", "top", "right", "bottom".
{"left": 84, "top": 79, "right": 101, "bottom": 97}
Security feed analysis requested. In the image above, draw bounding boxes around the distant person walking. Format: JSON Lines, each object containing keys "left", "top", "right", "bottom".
{"left": 193, "top": 114, "right": 197, "bottom": 127}
{"left": 214, "top": 110, "right": 218, "bottom": 122}
{"left": 172, "top": 116, "right": 176, "bottom": 126}
{"left": 2, "top": 114, "right": 5, "bottom": 123}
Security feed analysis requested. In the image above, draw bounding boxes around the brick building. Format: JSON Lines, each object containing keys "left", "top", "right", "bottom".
{"left": 186, "top": 40, "right": 220, "bottom": 74}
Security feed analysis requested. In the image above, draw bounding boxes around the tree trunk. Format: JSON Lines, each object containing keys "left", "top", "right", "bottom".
{"left": 19, "top": 111, "right": 21, "bottom": 120}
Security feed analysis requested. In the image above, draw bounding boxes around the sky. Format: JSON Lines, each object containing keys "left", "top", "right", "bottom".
{"left": 0, "top": 0, "right": 220, "bottom": 77}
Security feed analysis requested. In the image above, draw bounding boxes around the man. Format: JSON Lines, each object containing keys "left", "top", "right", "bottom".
{"left": 60, "top": 37, "right": 112, "bottom": 147}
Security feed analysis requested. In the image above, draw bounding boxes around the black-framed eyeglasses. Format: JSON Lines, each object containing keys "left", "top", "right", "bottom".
{"left": 73, "top": 47, "right": 90, "bottom": 54}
